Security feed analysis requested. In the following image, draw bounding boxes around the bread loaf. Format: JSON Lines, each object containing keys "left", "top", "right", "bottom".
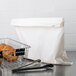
{"left": 0, "top": 43, "right": 18, "bottom": 61}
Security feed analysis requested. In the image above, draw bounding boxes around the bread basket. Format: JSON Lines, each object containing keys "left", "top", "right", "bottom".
{"left": 0, "top": 38, "right": 30, "bottom": 69}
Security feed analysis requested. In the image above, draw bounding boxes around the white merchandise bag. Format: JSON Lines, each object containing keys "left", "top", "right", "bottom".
{"left": 11, "top": 18, "right": 72, "bottom": 65}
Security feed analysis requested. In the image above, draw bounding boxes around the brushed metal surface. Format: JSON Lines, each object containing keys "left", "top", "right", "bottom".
{"left": 0, "top": 51, "right": 76, "bottom": 76}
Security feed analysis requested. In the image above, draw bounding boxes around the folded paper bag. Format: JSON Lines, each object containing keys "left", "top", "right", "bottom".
{"left": 11, "top": 18, "right": 73, "bottom": 65}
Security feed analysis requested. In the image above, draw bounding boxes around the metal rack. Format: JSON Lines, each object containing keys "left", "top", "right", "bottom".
{"left": 0, "top": 38, "right": 31, "bottom": 76}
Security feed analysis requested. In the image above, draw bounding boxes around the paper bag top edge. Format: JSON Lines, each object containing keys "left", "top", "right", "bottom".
{"left": 11, "top": 18, "right": 64, "bottom": 27}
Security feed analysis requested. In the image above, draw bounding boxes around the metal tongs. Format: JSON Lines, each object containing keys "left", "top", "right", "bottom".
{"left": 12, "top": 59, "right": 54, "bottom": 73}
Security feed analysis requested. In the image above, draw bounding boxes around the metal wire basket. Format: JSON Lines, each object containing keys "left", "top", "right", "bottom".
{"left": 0, "top": 38, "right": 31, "bottom": 76}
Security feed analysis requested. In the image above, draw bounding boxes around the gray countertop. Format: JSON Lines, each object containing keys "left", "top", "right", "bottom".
{"left": 0, "top": 51, "right": 76, "bottom": 76}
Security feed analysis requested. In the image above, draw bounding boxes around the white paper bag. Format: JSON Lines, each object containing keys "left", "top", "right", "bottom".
{"left": 11, "top": 18, "right": 72, "bottom": 65}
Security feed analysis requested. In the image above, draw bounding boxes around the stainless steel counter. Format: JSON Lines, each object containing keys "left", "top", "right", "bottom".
{"left": 0, "top": 51, "right": 76, "bottom": 76}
